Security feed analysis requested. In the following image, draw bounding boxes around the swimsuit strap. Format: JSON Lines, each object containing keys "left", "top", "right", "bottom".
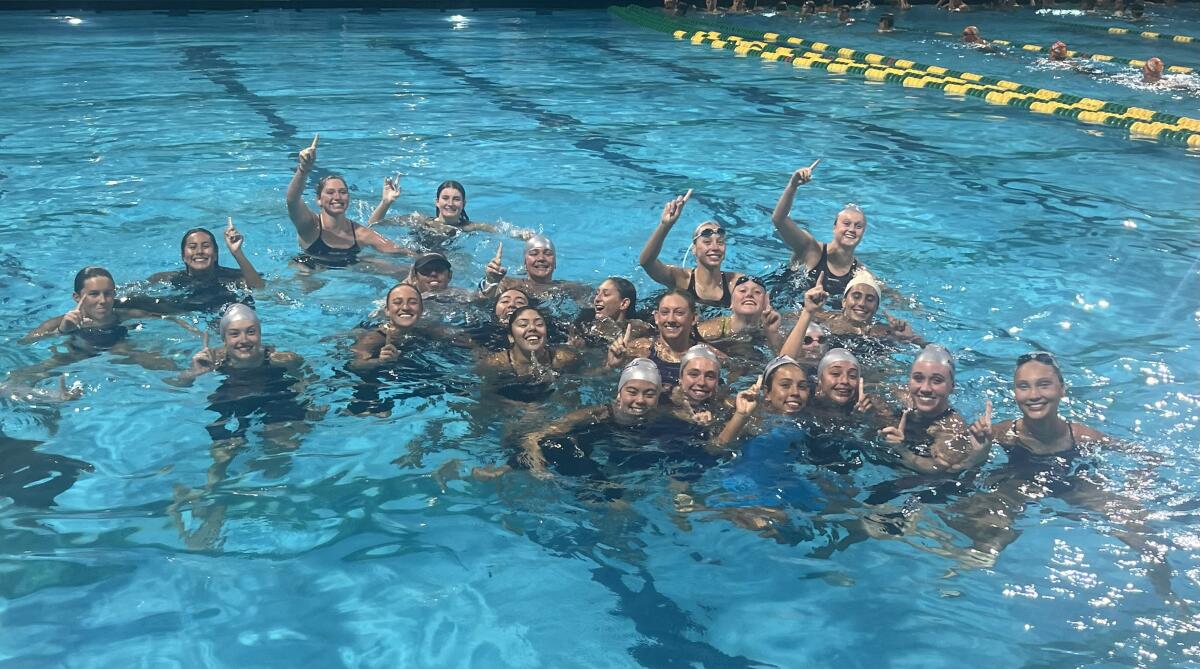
{"left": 1067, "top": 421, "right": 1077, "bottom": 448}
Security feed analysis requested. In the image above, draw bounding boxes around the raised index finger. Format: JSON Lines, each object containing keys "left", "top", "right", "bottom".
{"left": 623, "top": 323, "right": 633, "bottom": 343}
{"left": 202, "top": 331, "right": 209, "bottom": 351}
{"left": 310, "top": 133, "right": 320, "bottom": 149}
{"left": 815, "top": 271, "right": 826, "bottom": 289}
{"left": 682, "top": 188, "right": 693, "bottom": 202}
{"left": 494, "top": 241, "right": 503, "bottom": 262}
{"left": 809, "top": 158, "right": 821, "bottom": 171}
{"left": 227, "top": 216, "right": 234, "bottom": 230}
{"left": 984, "top": 399, "right": 993, "bottom": 424}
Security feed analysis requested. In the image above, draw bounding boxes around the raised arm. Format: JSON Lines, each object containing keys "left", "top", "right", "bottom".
{"left": 286, "top": 134, "right": 321, "bottom": 241}
{"left": 771, "top": 161, "right": 821, "bottom": 258}
{"left": 715, "top": 376, "right": 761, "bottom": 448}
{"left": 367, "top": 175, "right": 401, "bottom": 227}
{"left": 224, "top": 217, "right": 264, "bottom": 290}
{"left": 639, "top": 190, "right": 693, "bottom": 289}
{"left": 777, "top": 274, "right": 828, "bottom": 358}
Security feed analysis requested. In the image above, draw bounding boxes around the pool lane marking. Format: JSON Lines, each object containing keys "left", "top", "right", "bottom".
{"left": 929, "top": 31, "right": 1195, "bottom": 74}
{"left": 370, "top": 39, "right": 752, "bottom": 228}
{"left": 611, "top": 6, "right": 1200, "bottom": 148}
{"left": 1036, "top": 17, "right": 1200, "bottom": 46}
{"left": 180, "top": 46, "right": 298, "bottom": 140}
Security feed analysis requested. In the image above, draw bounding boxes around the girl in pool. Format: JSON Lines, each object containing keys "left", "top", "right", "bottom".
{"left": 769, "top": 161, "right": 872, "bottom": 310}
{"left": 479, "top": 306, "right": 583, "bottom": 401}
{"left": 136, "top": 220, "right": 264, "bottom": 313}
{"left": 24, "top": 266, "right": 193, "bottom": 362}
{"left": 178, "top": 304, "right": 304, "bottom": 382}
{"left": 606, "top": 291, "right": 724, "bottom": 393}
{"left": 574, "top": 276, "right": 653, "bottom": 346}
{"left": 670, "top": 345, "right": 727, "bottom": 427}
{"left": 479, "top": 236, "right": 592, "bottom": 304}
{"left": 990, "top": 351, "right": 1110, "bottom": 460}
{"left": 822, "top": 271, "right": 922, "bottom": 345}
{"left": 805, "top": 348, "right": 888, "bottom": 425}
{"left": 286, "top": 135, "right": 415, "bottom": 268}
{"left": 367, "top": 177, "right": 525, "bottom": 245}
{"left": 350, "top": 283, "right": 428, "bottom": 370}
{"left": 697, "top": 275, "right": 785, "bottom": 353}
{"left": 880, "top": 345, "right": 992, "bottom": 475}
{"left": 639, "top": 190, "right": 746, "bottom": 309}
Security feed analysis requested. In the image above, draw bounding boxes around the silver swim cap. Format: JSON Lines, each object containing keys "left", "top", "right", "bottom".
{"left": 817, "top": 348, "right": 860, "bottom": 377}
{"left": 524, "top": 234, "right": 555, "bottom": 253}
{"left": 619, "top": 358, "right": 662, "bottom": 390}
{"left": 679, "top": 344, "right": 720, "bottom": 373}
{"left": 692, "top": 220, "right": 722, "bottom": 239}
{"left": 914, "top": 344, "right": 955, "bottom": 379}
{"left": 843, "top": 270, "right": 881, "bottom": 297}
{"left": 219, "top": 303, "right": 259, "bottom": 338}
{"left": 806, "top": 322, "right": 830, "bottom": 338}
{"left": 763, "top": 355, "right": 803, "bottom": 385}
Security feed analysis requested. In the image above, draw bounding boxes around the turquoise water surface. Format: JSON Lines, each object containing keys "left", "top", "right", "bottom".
{"left": 1, "top": 5, "right": 1199, "bottom": 668}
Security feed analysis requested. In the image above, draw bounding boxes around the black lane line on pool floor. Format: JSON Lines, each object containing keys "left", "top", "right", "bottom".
{"left": 180, "top": 46, "right": 298, "bottom": 141}
{"left": 374, "top": 39, "right": 750, "bottom": 228}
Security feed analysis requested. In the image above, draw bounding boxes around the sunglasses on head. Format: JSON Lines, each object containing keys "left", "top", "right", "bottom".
{"left": 734, "top": 275, "right": 766, "bottom": 288}
{"left": 1017, "top": 351, "right": 1059, "bottom": 368}
{"left": 693, "top": 227, "right": 726, "bottom": 240}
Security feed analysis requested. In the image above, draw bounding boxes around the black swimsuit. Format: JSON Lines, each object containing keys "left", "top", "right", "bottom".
{"left": 1006, "top": 420, "right": 1085, "bottom": 480}
{"left": 72, "top": 324, "right": 129, "bottom": 350}
{"left": 806, "top": 244, "right": 860, "bottom": 310}
{"left": 648, "top": 337, "right": 682, "bottom": 389}
{"left": 296, "top": 224, "right": 361, "bottom": 268}
{"left": 685, "top": 270, "right": 734, "bottom": 309}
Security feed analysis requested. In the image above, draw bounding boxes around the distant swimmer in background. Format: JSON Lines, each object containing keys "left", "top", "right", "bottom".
{"left": 1142, "top": 56, "right": 1164, "bottom": 83}
{"left": 1048, "top": 40, "right": 1069, "bottom": 62}
{"left": 367, "top": 177, "right": 533, "bottom": 248}
{"left": 130, "top": 220, "right": 263, "bottom": 314}
{"left": 286, "top": 134, "right": 415, "bottom": 270}
{"left": 877, "top": 13, "right": 896, "bottom": 32}
{"left": 767, "top": 161, "right": 872, "bottom": 310}
{"left": 961, "top": 25, "right": 994, "bottom": 50}
{"left": 639, "top": 190, "right": 747, "bottom": 309}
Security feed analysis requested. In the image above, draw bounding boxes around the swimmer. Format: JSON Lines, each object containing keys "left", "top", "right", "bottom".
{"left": 670, "top": 344, "right": 726, "bottom": 427}
{"left": 800, "top": 1, "right": 816, "bottom": 16}
{"left": 807, "top": 347, "right": 887, "bottom": 422}
{"left": 769, "top": 161, "right": 872, "bottom": 310}
{"left": 575, "top": 277, "right": 653, "bottom": 346}
{"left": 405, "top": 252, "right": 470, "bottom": 300}
{"left": 350, "top": 283, "right": 426, "bottom": 370}
{"left": 822, "top": 271, "right": 922, "bottom": 344}
{"left": 897, "top": 0, "right": 911, "bottom": 9}
{"left": 697, "top": 275, "right": 785, "bottom": 352}
{"left": 837, "top": 5, "right": 853, "bottom": 23}
{"left": 880, "top": 345, "right": 992, "bottom": 475}
{"left": 639, "top": 190, "right": 746, "bottom": 309}
{"left": 518, "top": 358, "right": 666, "bottom": 478}
{"left": 367, "top": 177, "right": 516, "bottom": 243}
{"left": 479, "top": 237, "right": 591, "bottom": 304}
{"left": 800, "top": 321, "right": 832, "bottom": 365}
{"left": 145, "top": 221, "right": 264, "bottom": 305}
{"left": 961, "top": 25, "right": 989, "bottom": 47}
{"left": 176, "top": 303, "right": 303, "bottom": 383}
{"left": 1142, "top": 56, "right": 1164, "bottom": 83}
{"left": 286, "top": 134, "right": 415, "bottom": 268}
{"left": 877, "top": 13, "right": 895, "bottom": 32}
{"left": 1048, "top": 40, "right": 1069, "bottom": 62}
{"left": 479, "top": 305, "right": 583, "bottom": 385}
{"left": 24, "top": 266, "right": 190, "bottom": 355}
{"left": 607, "top": 291, "right": 725, "bottom": 393}
{"left": 991, "top": 352, "right": 1111, "bottom": 457}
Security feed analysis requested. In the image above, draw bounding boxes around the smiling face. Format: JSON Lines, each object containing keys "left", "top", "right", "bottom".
{"left": 222, "top": 319, "right": 263, "bottom": 365}
{"left": 616, "top": 379, "right": 660, "bottom": 417}
{"left": 412, "top": 261, "right": 452, "bottom": 293}
{"left": 593, "top": 279, "right": 630, "bottom": 320}
{"left": 316, "top": 177, "right": 350, "bottom": 218}
{"left": 73, "top": 276, "right": 117, "bottom": 323}
{"left": 680, "top": 357, "right": 719, "bottom": 403}
{"left": 908, "top": 360, "right": 954, "bottom": 417}
{"left": 494, "top": 288, "right": 529, "bottom": 321}
{"left": 766, "top": 365, "right": 809, "bottom": 414}
{"left": 842, "top": 285, "right": 879, "bottom": 325}
{"left": 801, "top": 326, "right": 826, "bottom": 359}
{"left": 654, "top": 294, "right": 697, "bottom": 343}
{"left": 385, "top": 284, "right": 423, "bottom": 329}
{"left": 508, "top": 307, "right": 547, "bottom": 355}
{"left": 832, "top": 209, "right": 866, "bottom": 249}
{"left": 692, "top": 224, "right": 727, "bottom": 269}
{"left": 731, "top": 280, "right": 767, "bottom": 317}
{"left": 181, "top": 231, "right": 217, "bottom": 273}
{"left": 1013, "top": 360, "right": 1064, "bottom": 422}
{"left": 817, "top": 361, "right": 860, "bottom": 406}
{"left": 524, "top": 247, "right": 556, "bottom": 282}
{"left": 434, "top": 186, "right": 464, "bottom": 223}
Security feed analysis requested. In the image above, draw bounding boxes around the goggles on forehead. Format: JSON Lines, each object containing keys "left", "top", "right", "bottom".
{"left": 1017, "top": 351, "right": 1059, "bottom": 368}
{"left": 734, "top": 275, "right": 766, "bottom": 288}
{"left": 693, "top": 226, "right": 726, "bottom": 241}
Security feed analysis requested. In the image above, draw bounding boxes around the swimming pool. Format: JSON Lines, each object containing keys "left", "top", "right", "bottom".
{"left": 1, "top": 5, "right": 1199, "bottom": 667}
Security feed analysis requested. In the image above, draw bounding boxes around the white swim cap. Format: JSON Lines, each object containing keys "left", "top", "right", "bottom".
{"left": 219, "top": 303, "right": 259, "bottom": 338}
{"left": 524, "top": 234, "right": 555, "bottom": 253}
{"left": 914, "top": 344, "right": 955, "bottom": 379}
{"left": 843, "top": 270, "right": 881, "bottom": 298}
{"left": 817, "top": 348, "right": 860, "bottom": 377}
{"left": 679, "top": 344, "right": 720, "bottom": 373}
{"left": 692, "top": 220, "right": 722, "bottom": 239}
{"left": 619, "top": 358, "right": 661, "bottom": 390}
{"left": 763, "top": 355, "right": 804, "bottom": 386}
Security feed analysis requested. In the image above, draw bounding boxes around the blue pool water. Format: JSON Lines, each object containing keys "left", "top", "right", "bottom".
{"left": 2, "top": 5, "right": 1199, "bottom": 667}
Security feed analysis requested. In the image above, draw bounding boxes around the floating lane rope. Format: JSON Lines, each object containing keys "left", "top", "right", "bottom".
{"left": 1039, "top": 18, "right": 1200, "bottom": 46}
{"left": 609, "top": 5, "right": 1200, "bottom": 148}
{"left": 931, "top": 31, "right": 1194, "bottom": 74}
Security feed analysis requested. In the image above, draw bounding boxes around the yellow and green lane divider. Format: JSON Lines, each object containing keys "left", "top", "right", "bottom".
{"left": 931, "top": 31, "right": 1194, "bottom": 74}
{"left": 610, "top": 5, "right": 1200, "bottom": 148}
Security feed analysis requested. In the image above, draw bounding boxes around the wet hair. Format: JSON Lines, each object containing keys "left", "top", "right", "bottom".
{"left": 879, "top": 13, "right": 894, "bottom": 28}
{"left": 386, "top": 282, "right": 425, "bottom": 310}
{"left": 315, "top": 173, "right": 348, "bottom": 196}
{"left": 656, "top": 289, "right": 697, "bottom": 315}
{"left": 180, "top": 228, "right": 220, "bottom": 267}
{"left": 507, "top": 305, "right": 545, "bottom": 334}
{"left": 1015, "top": 351, "right": 1065, "bottom": 385}
{"left": 434, "top": 180, "right": 470, "bottom": 223}
{"left": 73, "top": 266, "right": 114, "bottom": 293}
{"left": 494, "top": 287, "right": 534, "bottom": 321}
